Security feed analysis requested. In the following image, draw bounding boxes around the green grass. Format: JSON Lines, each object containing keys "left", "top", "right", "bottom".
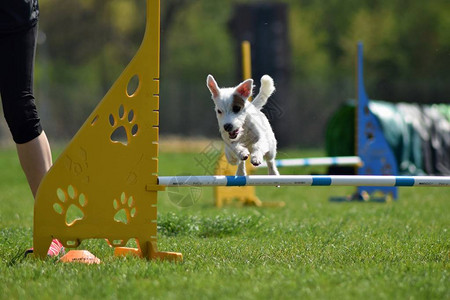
{"left": 0, "top": 147, "right": 448, "bottom": 299}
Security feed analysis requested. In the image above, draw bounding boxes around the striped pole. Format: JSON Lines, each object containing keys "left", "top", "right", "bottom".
{"left": 257, "top": 156, "right": 362, "bottom": 168}
{"left": 158, "top": 175, "right": 450, "bottom": 187}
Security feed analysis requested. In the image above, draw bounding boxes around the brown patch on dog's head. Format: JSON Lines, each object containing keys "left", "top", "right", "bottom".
{"left": 232, "top": 95, "right": 245, "bottom": 113}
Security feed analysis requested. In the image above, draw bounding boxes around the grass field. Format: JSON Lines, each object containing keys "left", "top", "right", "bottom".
{"left": 0, "top": 146, "right": 448, "bottom": 299}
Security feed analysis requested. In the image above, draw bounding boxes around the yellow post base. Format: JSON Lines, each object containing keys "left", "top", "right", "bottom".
{"left": 214, "top": 154, "right": 285, "bottom": 207}
{"left": 114, "top": 243, "right": 183, "bottom": 262}
{"left": 214, "top": 154, "right": 261, "bottom": 207}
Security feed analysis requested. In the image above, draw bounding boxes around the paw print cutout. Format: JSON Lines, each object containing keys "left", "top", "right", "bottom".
{"left": 113, "top": 192, "right": 136, "bottom": 224}
{"left": 109, "top": 104, "right": 139, "bottom": 145}
{"left": 364, "top": 121, "right": 375, "bottom": 141}
{"left": 53, "top": 185, "right": 87, "bottom": 226}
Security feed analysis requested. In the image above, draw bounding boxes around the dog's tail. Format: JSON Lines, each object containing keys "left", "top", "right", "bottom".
{"left": 252, "top": 75, "right": 275, "bottom": 110}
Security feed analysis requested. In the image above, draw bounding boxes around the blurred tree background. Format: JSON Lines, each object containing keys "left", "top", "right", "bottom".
{"left": 1, "top": 0, "right": 448, "bottom": 147}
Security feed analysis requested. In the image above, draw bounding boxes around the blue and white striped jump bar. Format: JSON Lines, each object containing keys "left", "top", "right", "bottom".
{"left": 257, "top": 156, "right": 362, "bottom": 168}
{"left": 158, "top": 175, "right": 450, "bottom": 187}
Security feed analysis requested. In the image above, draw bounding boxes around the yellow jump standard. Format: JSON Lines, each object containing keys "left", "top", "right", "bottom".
{"left": 33, "top": 0, "right": 181, "bottom": 262}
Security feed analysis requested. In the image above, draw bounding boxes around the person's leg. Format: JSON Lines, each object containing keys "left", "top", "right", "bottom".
{"left": 1, "top": 26, "right": 63, "bottom": 256}
{"left": 16, "top": 131, "right": 52, "bottom": 198}
{"left": 0, "top": 25, "right": 51, "bottom": 197}
{"left": 17, "top": 131, "right": 61, "bottom": 257}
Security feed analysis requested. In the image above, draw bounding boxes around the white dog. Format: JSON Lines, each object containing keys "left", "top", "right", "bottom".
{"left": 207, "top": 74, "right": 280, "bottom": 176}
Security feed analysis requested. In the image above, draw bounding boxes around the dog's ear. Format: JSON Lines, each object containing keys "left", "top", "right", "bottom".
{"left": 235, "top": 79, "right": 253, "bottom": 99}
{"left": 207, "top": 75, "right": 220, "bottom": 98}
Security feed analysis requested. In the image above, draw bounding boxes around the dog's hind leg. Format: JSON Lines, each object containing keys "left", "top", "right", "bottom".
{"left": 266, "top": 159, "right": 280, "bottom": 176}
{"left": 236, "top": 160, "right": 247, "bottom": 176}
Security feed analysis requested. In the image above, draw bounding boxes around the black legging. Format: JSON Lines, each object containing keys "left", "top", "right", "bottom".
{"left": 0, "top": 24, "right": 42, "bottom": 144}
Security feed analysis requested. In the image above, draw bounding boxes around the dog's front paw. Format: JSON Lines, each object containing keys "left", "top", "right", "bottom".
{"left": 251, "top": 156, "right": 262, "bottom": 166}
{"left": 238, "top": 149, "right": 250, "bottom": 161}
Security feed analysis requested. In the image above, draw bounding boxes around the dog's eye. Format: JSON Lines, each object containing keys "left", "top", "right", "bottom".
{"left": 217, "top": 109, "right": 222, "bottom": 114}
{"left": 232, "top": 106, "right": 241, "bottom": 113}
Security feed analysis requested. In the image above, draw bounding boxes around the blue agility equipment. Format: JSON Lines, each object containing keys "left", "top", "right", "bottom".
{"left": 356, "top": 42, "right": 399, "bottom": 199}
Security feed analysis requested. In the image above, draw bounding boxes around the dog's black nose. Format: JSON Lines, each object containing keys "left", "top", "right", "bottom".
{"left": 223, "top": 123, "right": 233, "bottom": 132}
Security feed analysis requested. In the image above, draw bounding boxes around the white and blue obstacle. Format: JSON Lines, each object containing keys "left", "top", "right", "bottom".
{"left": 159, "top": 175, "right": 450, "bottom": 187}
